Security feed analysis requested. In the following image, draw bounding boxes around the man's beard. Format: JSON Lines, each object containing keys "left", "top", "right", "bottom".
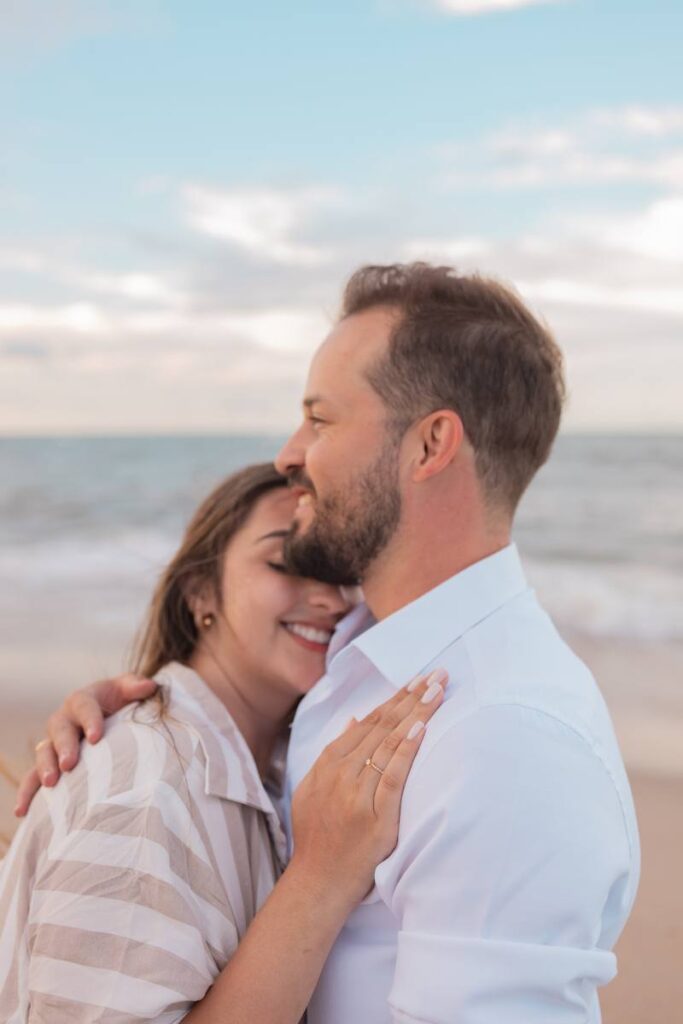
{"left": 283, "top": 440, "right": 402, "bottom": 586}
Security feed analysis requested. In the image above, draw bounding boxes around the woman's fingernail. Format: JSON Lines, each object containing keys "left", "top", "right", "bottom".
{"left": 407, "top": 721, "right": 425, "bottom": 740}
{"left": 42, "top": 771, "right": 56, "bottom": 785}
{"left": 421, "top": 682, "right": 443, "bottom": 704}
{"left": 58, "top": 755, "right": 70, "bottom": 769}
{"left": 425, "top": 667, "right": 447, "bottom": 688}
{"left": 406, "top": 676, "right": 424, "bottom": 692}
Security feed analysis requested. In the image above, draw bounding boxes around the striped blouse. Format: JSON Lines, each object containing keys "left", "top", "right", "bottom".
{"left": 0, "top": 662, "right": 288, "bottom": 1022}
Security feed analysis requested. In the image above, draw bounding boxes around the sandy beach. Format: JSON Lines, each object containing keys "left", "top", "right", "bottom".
{"left": 1, "top": 631, "right": 682, "bottom": 1022}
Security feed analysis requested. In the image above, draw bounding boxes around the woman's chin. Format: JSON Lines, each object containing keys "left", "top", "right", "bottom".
{"left": 282, "top": 659, "right": 327, "bottom": 696}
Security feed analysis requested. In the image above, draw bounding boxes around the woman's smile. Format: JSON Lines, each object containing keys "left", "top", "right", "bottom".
{"left": 281, "top": 620, "right": 334, "bottom": 654}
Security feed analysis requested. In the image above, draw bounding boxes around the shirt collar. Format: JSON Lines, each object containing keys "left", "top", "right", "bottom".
{"left": 340, "top": 543, "right": 528, "bottom": 688}
{"left": 153, "top": 661, "right": 280, "bottom": 816}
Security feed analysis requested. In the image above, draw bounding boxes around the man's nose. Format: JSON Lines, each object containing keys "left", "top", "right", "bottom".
{"left": 275, "top": 428, "right": 305, "bottom": 478}
{"left": 306, "top": 581, "right": 351, "bottom": 617}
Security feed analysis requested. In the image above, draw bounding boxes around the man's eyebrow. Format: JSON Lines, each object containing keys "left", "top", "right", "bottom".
{"left": 303, "top": 395, "right": 324, "bottom": 410}
{"left": 256, "top": 530, "right": 289, "bottom": 543}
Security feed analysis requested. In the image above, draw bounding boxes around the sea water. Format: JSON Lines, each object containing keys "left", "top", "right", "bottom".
{"left": 1, "top": 434, "right": 681, "bottom": 701}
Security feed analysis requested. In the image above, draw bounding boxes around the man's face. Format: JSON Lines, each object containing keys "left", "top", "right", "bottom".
{"left": 274, "top": 307, "right": 403, "bottom": 586}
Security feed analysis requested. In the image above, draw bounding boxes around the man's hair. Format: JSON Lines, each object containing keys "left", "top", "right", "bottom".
{"left": 341, "top": 262, "right": 565, "bottom": 513}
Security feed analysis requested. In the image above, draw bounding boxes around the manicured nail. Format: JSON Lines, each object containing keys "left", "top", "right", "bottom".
{"left": 407, "top": 668, "right": 447, "bottom": 693}
{"left": 86, "top": 729, "right": 98, "bottom": 742}
{"left": 426, "top": 667, "right": 447, "bottom": 687}
{"left": 42, "top": 771, "right": 56, "bottom": 785}
{"left": 58, "top": 754, "right": 70, "bottom": 769}
{"left": 407, "top": 721, "right": 425, "bottom": 740}
{"left": 421, "top": 682, "right": 443, "bottom": 704}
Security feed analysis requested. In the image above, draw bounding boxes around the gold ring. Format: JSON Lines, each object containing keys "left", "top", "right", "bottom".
{"left": 364, "top": 757, "right": 384, "bottom": 776}
{"left": 34, "top": 739, "right": 51, "bottom": 753}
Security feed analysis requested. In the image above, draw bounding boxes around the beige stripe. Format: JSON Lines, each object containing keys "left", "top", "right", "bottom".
{"left": 26, "top": 990, "right": 127, "bottom": 1023}
{"left": 106, "top": 722, "right": 140, "bottom": 798}
{"left": 29, "top": 955, "right": 189, "bottom": 1018}
{"left": 63, "top": 753, "right": 90, "bottom": 832}
{"left": 28, "top": 989, "right": 191, "bottom": 1023}
{"left": 31, "top": 923, "right": 212, "bottom": 999}
{"left": 34, "top": 858, "right": 200, "bottom": 929}
{"left": 0, "top": 664, "right": 281, "bottom": 1022}
{"left": 79, "top": 801, "right": 235, "bottom": 915}
{"left": 0, "top": 806, "right": 52, "bottom": 1014}
{"left": 171, "top": 741, "right": 254, "bottom": 927}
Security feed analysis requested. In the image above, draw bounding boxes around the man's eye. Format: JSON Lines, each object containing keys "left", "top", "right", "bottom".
{"left": 308, "top": 415, "right": 324, "bottom": 426}
{"left": 267, "top": 561, "right": 289, "bottom": 574}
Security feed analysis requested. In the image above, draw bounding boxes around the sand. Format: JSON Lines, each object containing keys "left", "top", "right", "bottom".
{"left": 1, "top": 633, "right": 682, "bottom": 1022}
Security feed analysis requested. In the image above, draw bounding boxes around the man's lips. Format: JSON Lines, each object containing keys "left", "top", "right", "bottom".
{"left": 288, "top": 482, "right": 315, "bottom": 505}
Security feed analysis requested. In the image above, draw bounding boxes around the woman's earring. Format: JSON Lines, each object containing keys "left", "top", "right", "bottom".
{"left": 201, "top": 613, "right": 215, "bottom": 629}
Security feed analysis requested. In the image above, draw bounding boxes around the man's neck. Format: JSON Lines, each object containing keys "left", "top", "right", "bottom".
{"left": 361, "top": 512, "right": 510, "bottom": 622}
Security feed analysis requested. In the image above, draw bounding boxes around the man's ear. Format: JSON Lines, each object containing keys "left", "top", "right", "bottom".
{"left": 412, "top": 410, "right": 464, "bottom": 482}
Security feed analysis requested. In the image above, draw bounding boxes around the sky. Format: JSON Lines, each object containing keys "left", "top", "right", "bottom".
{"left": 1, "top": 0, "right": 682, "bottom": 435}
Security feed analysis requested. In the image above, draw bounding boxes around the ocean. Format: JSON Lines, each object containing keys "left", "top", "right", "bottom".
{"left": 1, "top": 434, "right": 682, "bottom": 703}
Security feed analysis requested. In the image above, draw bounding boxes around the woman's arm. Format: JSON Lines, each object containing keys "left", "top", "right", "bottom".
{"left": 185, "top": 672, "right": 445, "bottom": 1024}
{"left": 15, "top": 673, "right": 156, "bottom": 814}
{"left": 15, "top": 670, "right": 445, "bottom": 1023}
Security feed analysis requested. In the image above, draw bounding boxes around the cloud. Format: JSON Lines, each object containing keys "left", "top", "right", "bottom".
{"left": 181, "top": 184, "right": 345, "bottom": 266}
{"left": 401, "top": 237, "right": 491, "bottom": 262}
{"left": 0, "top": 298, "right": 329, "bottom": 355}
{"left": 0, "top": 302, "right": 106, "bottom": 334}
{"left": 588, "top": 105, "right": 683, "bottom": 138}
{"left": 440, "top": 105, "right": 683, "bottom": 189}
{"left": 3, "top": 127, "right": 683, "bottom": 434}
{"left": 580, "top": 195, "right": 683, "bottom": 263}
{"left": 425, "top": 0, "right": 558, "bottom": 13}
{"left": 401, "top": 185, "right": 683, "bottom": 432}
{"left": 0, "top": 247, "right": 187, "bottom": 309}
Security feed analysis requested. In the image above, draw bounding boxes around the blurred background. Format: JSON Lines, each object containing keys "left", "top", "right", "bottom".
{"left": 1, "top": 2, "right": 682, "bottom": 1020}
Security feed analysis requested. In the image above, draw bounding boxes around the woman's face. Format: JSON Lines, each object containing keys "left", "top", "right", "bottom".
{"left": 201, "top": 487, "right": 353, "bottom": 699}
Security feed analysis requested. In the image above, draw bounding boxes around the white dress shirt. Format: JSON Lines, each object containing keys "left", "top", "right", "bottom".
{"left": 286, "top": 545, "right": 640, "bottom": 1024}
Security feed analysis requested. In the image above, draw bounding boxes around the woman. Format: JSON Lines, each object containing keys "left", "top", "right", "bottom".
{"left": 1, "top": 463, "right": 445, "bottom": 1023}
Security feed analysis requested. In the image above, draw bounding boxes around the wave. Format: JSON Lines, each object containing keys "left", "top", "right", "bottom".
{"left": 1, "top": 534, "right": 681, "bottom": 642}
{"left": 526, "top": 557, "right": 683, "bottom": 642}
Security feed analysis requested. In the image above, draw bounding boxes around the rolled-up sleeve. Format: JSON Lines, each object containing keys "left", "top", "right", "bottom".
{"left": 375, "top": 703, "right": 634, "bottom": 1024}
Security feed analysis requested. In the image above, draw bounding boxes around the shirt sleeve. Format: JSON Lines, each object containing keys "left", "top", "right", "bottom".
{"left": 374, "top": 703, "right": 634, "bottom": 1024}
{"left": 26, "top": 765, "right": 239, "bottom": 1022}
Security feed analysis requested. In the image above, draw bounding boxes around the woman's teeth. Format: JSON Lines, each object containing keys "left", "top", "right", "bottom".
{"left": 284, "top": 623, "right": 332, "bottom": 645}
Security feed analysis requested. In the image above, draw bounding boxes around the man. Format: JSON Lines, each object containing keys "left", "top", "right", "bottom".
{"left": 24, "top": 263, "right": 639, "bottom": 1022}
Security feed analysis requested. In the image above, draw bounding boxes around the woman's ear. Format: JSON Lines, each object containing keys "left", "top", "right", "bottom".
{"left": 184, "top": 578, "right": 217, "bottom": 631}
{"left": 413, "top": 410, "right": 464, "bottom": 482}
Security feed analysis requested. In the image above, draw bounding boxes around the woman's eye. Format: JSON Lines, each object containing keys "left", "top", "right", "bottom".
{"left": 267, "top": 561, "right": 289, "bottom": 574}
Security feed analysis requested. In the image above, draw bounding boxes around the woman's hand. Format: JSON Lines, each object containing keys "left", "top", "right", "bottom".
{"left": 183, "top": 667, "right": 447, "bottom": 1024}
{"left": 14, "top": 674, "right": 157, "bottom": 816}
{"left": 289, "top": 667, "right": 447, "bottom": 909}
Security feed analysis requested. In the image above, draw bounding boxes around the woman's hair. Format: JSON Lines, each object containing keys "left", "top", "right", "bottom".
{"left": 131, "top": 462, "right": 288, "bottom": 679}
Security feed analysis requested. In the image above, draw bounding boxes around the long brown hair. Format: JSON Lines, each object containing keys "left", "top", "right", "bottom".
{"left": 131, "top": 462, "right": 288, "bottom": 679}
